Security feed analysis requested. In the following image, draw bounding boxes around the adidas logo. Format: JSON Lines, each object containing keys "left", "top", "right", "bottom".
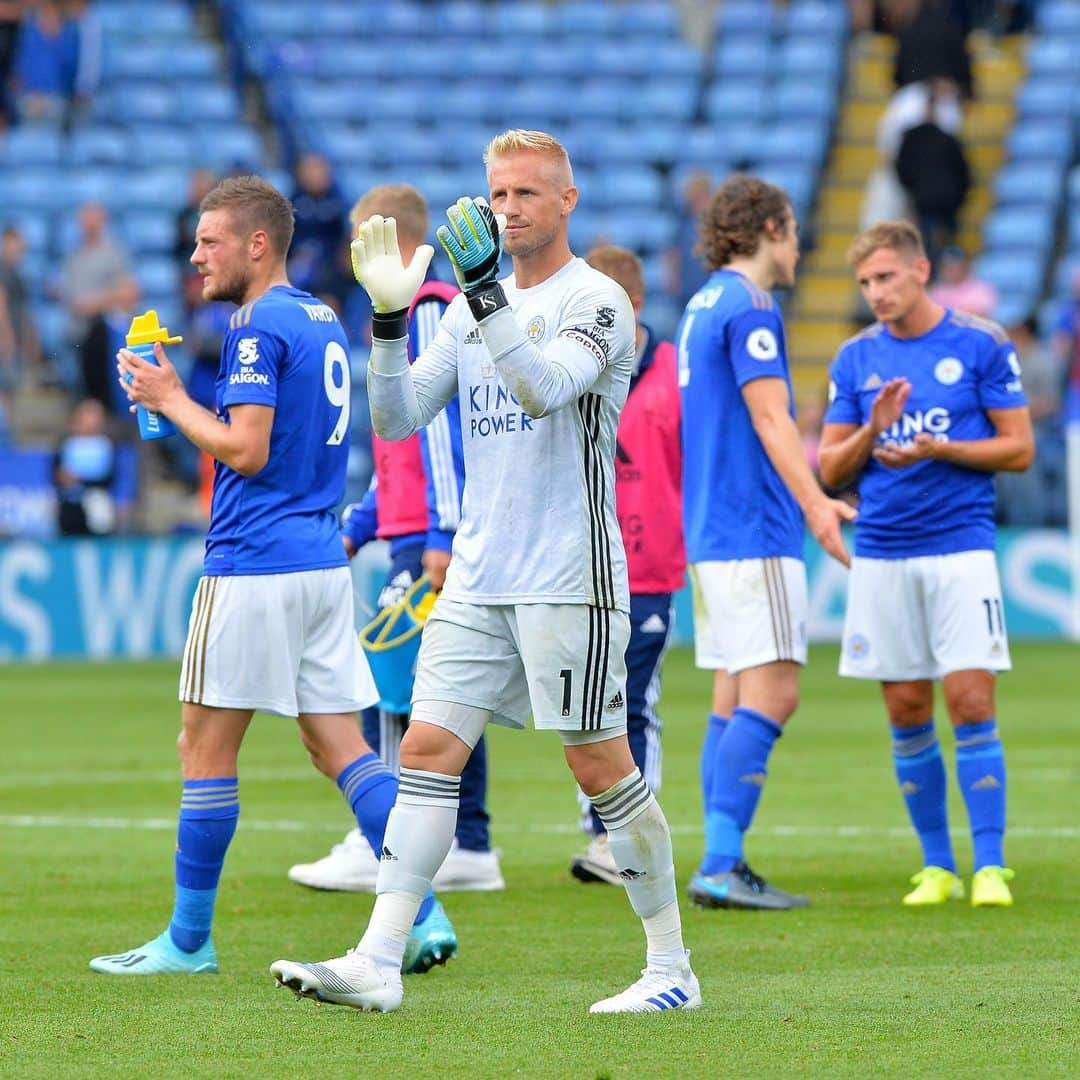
{"left": 971, "top": 775, "right": 1001, "bottom": 791}
{"left": 899, "top": 780, "right": 920, "bottom": 795}
{"left": 619, "top": 867, "right": 646, "bottom": 881}
{"left": 464, "top": 328, "right": 483, "bottom": 344}
{"left": 640, "top": 613, "right": 666, "bottom": 634}
{"left": 862, "top": 373, "right": 883, "bottom": 391}
{"left": 739, "top": 771, "right": 766, "bottom": 787}
{"left": 381, "top": 845, "right": 398, "bottom": 861}
{"left": 606, "top": 690, "right": 624, "bottom": 711}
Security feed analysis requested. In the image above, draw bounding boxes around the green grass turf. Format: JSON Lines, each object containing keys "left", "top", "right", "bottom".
{"left": 1, "top": 644, "right": 1077, "bottom": 1078}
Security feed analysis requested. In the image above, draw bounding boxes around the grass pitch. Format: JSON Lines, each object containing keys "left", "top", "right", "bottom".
{"left": 1, "top": 644, "right": 1077, "bottom": 1078}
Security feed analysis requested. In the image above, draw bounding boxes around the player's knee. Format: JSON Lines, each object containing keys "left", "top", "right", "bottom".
{"left": 946, "top": 684, "right": 994, "bottom": 726}
{"left": 884, "top": 686, "right": 933, "bottom": 727}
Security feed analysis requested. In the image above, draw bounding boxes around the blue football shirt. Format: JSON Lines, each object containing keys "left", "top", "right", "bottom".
{"left": 678, "top": 269, "right": 804, "bottom": 562}
{"left": 825, "top": 308, "right": 1027, "bottom": 558}
{"left": 204, "top": 285, "right": 352, "bottom": 575}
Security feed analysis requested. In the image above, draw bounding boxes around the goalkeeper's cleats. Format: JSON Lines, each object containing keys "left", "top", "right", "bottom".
{"left": 688, "top": 861, "right": 809, "bottom": 911}
{"left": 271, "top": 950, "right": 402, "bottom": 1013}
{"left": 403, "top": 900, "right": 457, "bottom": 974}
{"left": 971, "top": 865, "right": 1014, "bottom": 908}
{"left": 89, "top": 931, "right": 218, "bottom": 975}
{"left": 571, "top": 833, "right": 623, "bottom": 886}
{"left": 902, "top": 866, "right": 965, "bottom": 906}
{"left": 590, "top": 953, "right": 702, "bottom": 1015}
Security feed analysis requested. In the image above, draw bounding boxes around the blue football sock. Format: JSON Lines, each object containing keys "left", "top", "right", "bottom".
{"left": 954, "top": 719, "right": 1007, "bottom": 870}
{"left": 891, "top": 721, "right": 955, "bottom": 873}
{"left": 337, "top": 754, "right": 434, "bottom": 925}
{"left": 169, "top": 778, "right": 239, "bottom": 953}
{"left": 699, "top": 713, "right": 729, "bottom": 811}
{"left": 701, "top": 707, "right": 780, "bottom": 876}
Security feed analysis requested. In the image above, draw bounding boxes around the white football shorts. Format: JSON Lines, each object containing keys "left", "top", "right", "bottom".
{"left": 411, "top": 597, "right": 630, "bottom": 733}
{"left": 839, "top": 550, "right": 1011, "bottom": 681}
{"left": 179, "top": 567, "right": 378, "bottom": 717}
{"left": 689, "top": 557, "right": 808, "bottom": 673}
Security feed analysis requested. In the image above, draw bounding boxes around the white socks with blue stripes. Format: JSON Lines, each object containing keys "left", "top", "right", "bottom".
{"left": 592, "top": 769, "right": 685, "bottom": 970}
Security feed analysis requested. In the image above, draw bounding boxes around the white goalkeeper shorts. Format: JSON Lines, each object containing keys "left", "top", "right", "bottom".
{"left": 411, "top": 597, "right": 630, "bottom": 735}
{"left": 839, "top": 550, "right": 1011, "bottom": 682}
{"left": 179, "top": 568, "right": 378, "bottom": 718}
{"left": 690, "top": 557, "right": 808, "bottom": 674}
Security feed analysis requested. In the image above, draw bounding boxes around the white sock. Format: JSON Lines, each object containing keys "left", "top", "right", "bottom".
{"left": 592, "top": 770, "right": 685, "bottom": 969}
{"left": 358, "top": 767, "right": 460, "bottom": 971}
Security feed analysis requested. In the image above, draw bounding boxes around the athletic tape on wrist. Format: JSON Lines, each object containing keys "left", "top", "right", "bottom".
{"left": 372, "top": 308, "right": 408, "bottom": 340}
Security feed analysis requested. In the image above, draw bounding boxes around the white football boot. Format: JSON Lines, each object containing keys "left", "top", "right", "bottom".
{"left": 590, "top": 952, "right": 702, "bottom": 1014}
{"left": 286, "top": 829, "right": 379, "bottom": 892}
{"left": 270, "top": 949, "right": 402, "bottom": 1012}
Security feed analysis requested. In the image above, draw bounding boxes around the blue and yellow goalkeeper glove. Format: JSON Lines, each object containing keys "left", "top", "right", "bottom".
{"left": 437, "top": 197, "right": 507, "bottom": 322}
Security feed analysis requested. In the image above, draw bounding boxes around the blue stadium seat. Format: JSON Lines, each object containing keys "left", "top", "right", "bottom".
{"left": 198, "top": 127, "right": 264, "bottom": 170}
{"left": 1068, "top": 164, "right": 1080, "bottom": 203}
{"left": 596, "top": 169, "right": 664, "bottom": 209}
{"left": 780, "top": 36, "right": 842, "bottom": 81}
{"left": 680, "top": 125, "right": 742, "bottom": 170}
{"left": 59, "top": 169, "right": 126, "bottom": 213}
{"left": 379, "top": 2, "right": 431, "bottom": 36}
{"left": 602, "top": 211, "right": 677, "bottom": 253}
{"left": 982, "top": 208, "right": 1055, "bottom": 253}
{"left": 591, "top": 40, "right": 654, "bottom": 77}
{"left": 122, "top": 213, "right": 177, "bottom": 254}
{"left": 755, "top": 122, "right": 830, "bottom": 168}
{"left": 69, "top": 127, "right": 131, "bottom": 166}
{"left": 771, "top": 77, "right": 837, "bottom": 120}
{"left": 717, "top": 1, "right": 779, "bottom": 35}
{"left": 183, "top": 85, "right": 241, "bottom": 124}
{"left": 649, "top": 41, "right": 704, "bottom": 80}
{"left": 992, "top": 162, "right": 1063, "bottom": 206}
{"left": 491, "top": 1, "right": 554, "bottom": 36}
{"left": 13, "top": 213, "right": 50, "bottom": 254}
{"left": 581, "top": 125, "right": 686, "bottom": 166}
{"left": 439, "top": 84, "right": 502, "bottom": 124}
{"left": 0, "top": 127, "right": 63, "bottom": 166}
{"left": 124, "top": 169, "right": 189, "bottom": 210}
{"left": 970, "top": 252, "right": 1043, "bottom": 303}
{"left": 107, "top": 84, "right": 178, "bottom": 124}
{"left": 621, "top": 3, "right": 679, "bottom": 37}
{"left": 318, "top": 124, "right": 376, "bottom": 167}
{"left": 785, "top": 0, "right": 849, "bottom": 38}
{"left": 714, "top": 37, "right": 773, "bottom": 79}
{"left": 755, "top": 163, "right": 816, "bottom": 213}
{"left": 113, "top": 41, "right": 218, "bottom": 82}
{"left": 1016, "top": 80, "right": 1074, "bottom": 119}
{"left": 705, "top": 80, "right": 767, "bottom": 123}
{"left": 1036, "top": 0, "right": 1080, "bottom": 35}
{"left": 574, "top": 80, "right": 628, "bottom": 124}
{"left": 291, "top": 82, "right": 354, "bottom": 123}
{"left": 1052, "top": 255, "right": 1080, "bottom": 299}
{"left": 555, "top": 1, "right": 620, "bottom": 36}
{"left": 1005, "top": 121, "right": 1074, "bottom": 167}
{"left": 369, "top": 129, "right": 440, "bottom": 169}
{"left": 129, "top": 127, "right": 194, "bottom": 168}
{"left": 1066, "top": 209, "right": 1080, "bottom": 248}
{"left": 496, "top": 83, "right": 569, "bottom": 128}
{"left": 435, "top": 1, "right": 490, "bottom": 36}
{"left": 137, "top": 259, "right": 182, "bottom": 298}
{"left": 1025, "top": 38, "right": 1078, "bottom": 78}
{"left": 245, "top": 4, "right": 313, "bottom": 38}
{"left": 98, "top": 2, "right": 192, "bottom": 36}
{"left": 636, "top": 80, "right": 698, "bottom": 123}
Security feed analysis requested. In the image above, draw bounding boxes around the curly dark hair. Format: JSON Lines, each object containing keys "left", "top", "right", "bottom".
{"left": 696, "top": 174, "right": 792, "bottom": 271}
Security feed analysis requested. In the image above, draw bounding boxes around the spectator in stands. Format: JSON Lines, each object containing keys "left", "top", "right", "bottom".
{"left": 1050, "top": 267, "right": 1080, "bottom": 419}
{"left": 12, "top": 0, "right": 79, "bottom": 124}
{"left": 929, "top": 245, "right": 997, "bottom": 317}
{"left": 288, "top": 152, "right": 350, "bottom": 309}
{"left": 895, "top": 84, "right": 970, "bottom": 271}
{"left": 893, "top": 0, "right": 973, "bottom": 101}
{"left": 61, "top": 0, "right": 103, "bottom": 129}
{"left": 0, "top": 2, "right": 26, "bottom": 129}
{"left": 0, "top": 224, "right": 40, "bottom": 392}
{"left": 996, "top": 317, "right": 1067, "bottom": 526}
{"left": 53, "top": 396, "right": 118, "bottom": 536}
{"left": 665, "top": 172, "right": 713, "bottom": 313}
{"left": 57, "top": 201, "right": 132, "bottom": 409}
{"left": 175, "top": 168, "right": 216, "bottom": 273}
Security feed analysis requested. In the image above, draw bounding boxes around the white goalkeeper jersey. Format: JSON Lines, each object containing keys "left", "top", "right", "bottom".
{"left": 368, "top": 256, "right": 635, "bottom": 611}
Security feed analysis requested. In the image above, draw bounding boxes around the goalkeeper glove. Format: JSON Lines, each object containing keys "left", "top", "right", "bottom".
{"left": 350, "top": 214, "right": 434, "bottom": 339}
{"left": 436, "top": 197, "right": 508, "bottom": 323}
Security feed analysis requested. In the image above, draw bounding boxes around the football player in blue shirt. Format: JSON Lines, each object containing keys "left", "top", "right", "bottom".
{"left": 819, "top": 221, "right": 1034, "bottom": 908}
{"left": 90, "top": 176, "right": 455, "bottom": 975}
{"left": 679, "top": 174, "right": 854, "bottom": 910}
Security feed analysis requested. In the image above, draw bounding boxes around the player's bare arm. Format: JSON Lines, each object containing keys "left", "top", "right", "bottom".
{"left": 742, "top": 376, "right": 855, "bottom": 567}
{"left": 818, "top": 376, "right": 911, "bottom": 488}
{"left": 874, "top": 405, "right": 1034, "bottom": 472}
{"left": 118, "top": 341, "right": 272, "bottom": 476}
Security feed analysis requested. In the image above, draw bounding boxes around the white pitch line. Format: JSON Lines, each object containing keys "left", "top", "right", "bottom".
{"left": 0, "top": 814, "right": 1077, "bottom": 840}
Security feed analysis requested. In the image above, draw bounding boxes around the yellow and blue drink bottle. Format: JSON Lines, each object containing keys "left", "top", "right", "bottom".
{"left": 125, "top": 310, "right": 182, "bottom": 440}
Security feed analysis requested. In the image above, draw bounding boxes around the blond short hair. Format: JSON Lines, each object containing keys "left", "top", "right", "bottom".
{"left": 349, "top": 183, "right": 429, "bottom": 245}
{"left": 847, "top": 221, "right": 926, "bottom": 267}
{"left": 586, "top": 244, "right": 644, "bottom": 305}
{"left": 483, "top": 129, "right": 573, "bottom": 185}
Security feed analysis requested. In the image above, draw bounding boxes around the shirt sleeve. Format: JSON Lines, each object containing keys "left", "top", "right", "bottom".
{"left": 220, "top": 316, "right": 287, "bottom": 409}
{"left": 977, "top": 335, "right": 1028, "bottom": 411}
{"left": 725, "top": 306, "right": 789, "bottom": 388}
{"left": 341, "top": 484, "right": 378, "bottom": 550}
{"left": 824, "top": 345, "right": 862, "bottom": 425}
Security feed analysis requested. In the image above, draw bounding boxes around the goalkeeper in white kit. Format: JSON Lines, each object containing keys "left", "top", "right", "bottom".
{"left": 270, "top": 129, "right": 700, "bottom": 1014}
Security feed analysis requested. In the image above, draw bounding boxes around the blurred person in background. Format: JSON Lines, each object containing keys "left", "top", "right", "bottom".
{"left": 175, "top": 168, "right": 217, "bottom": 274}
{"left": 53, "top": 396, "right": 117, "bottom": 536}
{"left": 929, "top": 245, "right": 997, "bottom": 318}
{"left": 895, "top": 82, "right": 970, "bottom": 272}
{"left": 57, "top": 201, "right": 132, "bottom": 408}
{"left": 569, "top": 243, "right": 685, "bottom": 887}
{"left": 893, "top": 0, "right": 974, "bottom": 100}
{"left": 664, "top": 171, "right": 713, "bottom": 313}
{"left": 0, "top": 1, "right": 26, "bottom": 129}
{"left": 288, "top": 152, "right": 350, "bottom": 310}
{"left": 12, "top": 0, "right": 78, "bottom": 124}
{"left": 61, "top": 0, "right": 101, "bottom": 129}
{"left": 996, "top": 317, "right": 1067, "bottom": 526}
{"left": 1050, "top": 267, "right": 1080, "bottom": 417}
{"left": 0, "top": 225, "right": 41, "bottom": 386}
